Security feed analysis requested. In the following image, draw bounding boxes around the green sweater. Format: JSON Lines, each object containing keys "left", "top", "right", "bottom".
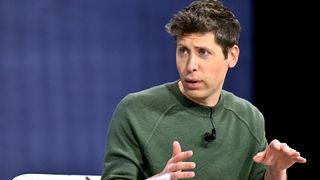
{"left": 102, "top": 81, "right": 267, "bottom": 180}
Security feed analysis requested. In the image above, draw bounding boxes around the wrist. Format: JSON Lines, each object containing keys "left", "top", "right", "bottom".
{"left": 265, "top": 166, "right": 287, "bottom": 180}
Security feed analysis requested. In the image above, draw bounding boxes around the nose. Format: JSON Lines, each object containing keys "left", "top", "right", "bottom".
{"left": 186, "top": 54, "right": 198, "bottom": 72}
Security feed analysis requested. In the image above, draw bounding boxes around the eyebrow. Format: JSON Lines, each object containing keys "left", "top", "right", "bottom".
{"left": 194, "top": 45, "right": 210, "bottom": 50}
{"left": 176, "top": 42, "right": 185, "bottom": 47}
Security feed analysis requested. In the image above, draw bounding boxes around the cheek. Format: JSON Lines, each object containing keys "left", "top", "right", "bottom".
{"left": 176, "top": 65, "right": 184, "bottom": 76}
{"left": 176, "top": 60, "right": 185, "bottom": 73}
{"left": 212, "top": 66, "right": 228, "bottom": 80}
{"left": 205, "top": 64, "right": 226, "bottom": 79}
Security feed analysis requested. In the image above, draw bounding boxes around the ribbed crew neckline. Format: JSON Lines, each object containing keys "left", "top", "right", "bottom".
{"left": 166, "top": 80, "right": 224, "bottom": 118}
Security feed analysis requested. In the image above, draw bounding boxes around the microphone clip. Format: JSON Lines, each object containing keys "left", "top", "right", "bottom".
{"left": 203, "top": 128, "right": 216, "bottom": 148}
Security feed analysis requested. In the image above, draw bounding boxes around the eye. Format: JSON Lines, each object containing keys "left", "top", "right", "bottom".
{"left": 177, "top": 46, "right": 189, "bottom": 57}
{"left": 198, "top": 48, "right": 210, "bottom": 57}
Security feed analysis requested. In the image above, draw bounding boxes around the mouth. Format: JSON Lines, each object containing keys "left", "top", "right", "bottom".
{"left": 184, "top": 79, "right": 201, "bottom": 89}
{"left": 186, "top": 80, "right": 198, "bottom": 83}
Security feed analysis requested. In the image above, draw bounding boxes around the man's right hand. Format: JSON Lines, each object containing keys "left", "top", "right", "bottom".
{"left": 147, "top": 141, "right": 196, "bottom": 180}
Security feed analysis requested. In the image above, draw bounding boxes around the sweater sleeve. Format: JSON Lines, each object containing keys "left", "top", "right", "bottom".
{"left": 249, "top": 137, "right": 268, "bottom": 180}
{"left": 101, "top": 95, "right": 144, "bottom": 180}
{"left": 249, "top": 107, "right": 268, "bottom": 180}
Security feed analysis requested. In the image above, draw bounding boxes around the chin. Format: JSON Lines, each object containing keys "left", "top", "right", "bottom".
{"left": 185, "top": 90, "right": 204, "bottom": 100}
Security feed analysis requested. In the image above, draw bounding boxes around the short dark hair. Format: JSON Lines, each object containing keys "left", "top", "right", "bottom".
{"left": 165, "top": 0, "right": 241, "bottom": 58}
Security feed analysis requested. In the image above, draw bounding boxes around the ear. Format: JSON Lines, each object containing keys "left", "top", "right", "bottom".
{"left": 227, "top": 45, "right": 240, "bottom": 68}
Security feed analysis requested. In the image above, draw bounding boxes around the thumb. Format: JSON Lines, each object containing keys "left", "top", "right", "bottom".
{"left": 253, "top": 151, "right": 266, "bottom": 163}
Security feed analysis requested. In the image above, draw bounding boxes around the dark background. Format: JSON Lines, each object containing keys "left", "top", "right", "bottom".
{"left": 254, "top": 1, "right": 319, "bottom": 179}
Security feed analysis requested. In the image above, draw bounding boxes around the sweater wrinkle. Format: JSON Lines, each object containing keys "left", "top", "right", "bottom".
{"left": 143, "top": 103, "right": 177, "bottom": 150}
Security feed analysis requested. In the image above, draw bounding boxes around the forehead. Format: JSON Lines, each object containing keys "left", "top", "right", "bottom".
{"left": 176, "top": 32, "right": 219, "bottom": 48}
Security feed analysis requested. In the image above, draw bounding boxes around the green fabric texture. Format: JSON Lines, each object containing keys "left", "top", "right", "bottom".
{"left": 101, "top": 81, "right": 267, "bottom": 180}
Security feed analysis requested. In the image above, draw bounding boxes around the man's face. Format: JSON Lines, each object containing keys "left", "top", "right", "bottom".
{"left": 176, "top": 32, "right": 239, "bottom": 106}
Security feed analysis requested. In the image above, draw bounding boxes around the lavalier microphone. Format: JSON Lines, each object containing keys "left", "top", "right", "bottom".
{"left": 203, "top": 128, "right": 216, "bottom": 148}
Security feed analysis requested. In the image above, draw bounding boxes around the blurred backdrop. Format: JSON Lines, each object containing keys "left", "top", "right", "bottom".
{"left": 0, "top": 0, "right": 293, "bottom": 179}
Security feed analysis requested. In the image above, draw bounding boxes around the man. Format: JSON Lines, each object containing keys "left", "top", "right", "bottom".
{"left": 101, "top": 0, "right": 306, "bottom": 179}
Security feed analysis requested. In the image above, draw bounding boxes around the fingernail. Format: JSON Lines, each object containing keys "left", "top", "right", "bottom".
{"left": 192, "top": 162, "right": 196, "bottom": 168}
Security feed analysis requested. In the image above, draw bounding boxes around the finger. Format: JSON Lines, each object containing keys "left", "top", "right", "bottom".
{"left": 288, "top": 148, "right": 307, "bottom": 163}
{"left": 280, "top": 143, "right": 291, "bottom": 155}
{"left": 170, "top": 171, "right": 195, "bottom": 179}
{"left": 167, "top": 162, "right": 196, "bottom": 172}
{"left": 290, "top": 150, "right": 307, "bottom": 163}
{"left": 253, "top": 151, "right": 266, "bottom": 163}
{"left": 293, "top": 156, "right": 307, "bottom": 163}
{"left": 278, "top": 142, "right": 307, "bottom": 164}
{"left": 290, "top": 148, "right": 299, "bottom": 155}
{"left": 269, "top": 139, "right": 281, "bottom": 151}
{"left": 280, "top": 143, "right": 305, "bottom": 162}
{"left": 171, "top": 150, "right": 193, "bottom": 163}
{"left": 172, "top": 141, "right": 181, "bottom": 157}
